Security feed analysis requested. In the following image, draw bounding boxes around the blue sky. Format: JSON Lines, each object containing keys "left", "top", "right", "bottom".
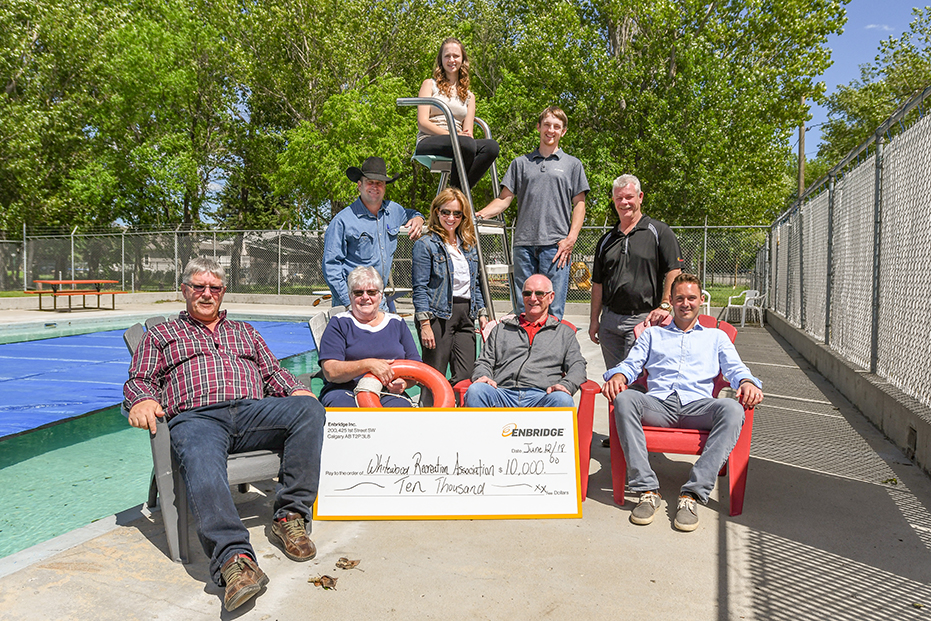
{"left": 804, "top": 1, "right": 928, "bottom": 154}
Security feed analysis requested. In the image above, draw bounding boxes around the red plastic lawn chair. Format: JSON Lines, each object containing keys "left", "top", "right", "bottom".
{"left": 607, "top": 315, "right": 754, "bottom": 516}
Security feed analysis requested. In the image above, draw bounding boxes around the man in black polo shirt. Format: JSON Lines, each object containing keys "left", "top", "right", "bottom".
{"left": 589, "top": 174, "right": 683, "bottom": 369}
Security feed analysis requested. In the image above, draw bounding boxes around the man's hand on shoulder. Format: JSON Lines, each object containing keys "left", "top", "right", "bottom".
{"left": 405, "top": 215, "right": 425, "bottom": 241}
{"left": 601, "top": 373, "right": 628, "bottom": 402}
{"left": 128, "top": 399, "right": 164, "bottom": 434}
{"left": 736, "top": 381, "right": 763, "bottom": 408}
{"left": 474, "top": 376, "right": 497, "bottom": 388}
{"left": 645, "top": 308, "right": 670, "bottom": 325}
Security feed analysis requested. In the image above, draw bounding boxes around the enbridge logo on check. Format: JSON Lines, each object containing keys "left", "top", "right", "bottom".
{"left": 501, "top": 423, "right": 564, "bottom": 438}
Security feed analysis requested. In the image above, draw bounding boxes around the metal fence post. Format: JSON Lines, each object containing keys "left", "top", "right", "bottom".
{"left": 765, "top": 230, "right": 771, "bottom": 302}
{"left": 870, "top": 135, "right": 884, "bottom": 374}
{"left": 798, "top": 202, "right": 805, "bottom": 330}
{"left": 825, "top": 174, "right": 835, "bottom": 346}
{"left": 785, "top": 214, "right": 792, "bottom": 317}
{"left": 278, "top": 227, "right": 282, "bottom": 296}
{"left": 22, "top": 222, "right": 27, "bottom": 290}
{"left": 70, "top": 226, "right": 77, "bottom": 284}
{"left": 702, "top": 216, "right": 708, "bottom": 283}
{"left": 174, "top": 229, "right": 179, "bottom": 291}
{"left": 121, "top": 231, "right": 125, "bottom": 289}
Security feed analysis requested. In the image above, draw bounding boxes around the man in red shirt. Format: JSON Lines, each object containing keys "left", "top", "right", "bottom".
{"left": 464, "top": 274, "right": 587, "bottom": 407}
{"left": 124, "top": 257, "right": 325, "bottom": 612}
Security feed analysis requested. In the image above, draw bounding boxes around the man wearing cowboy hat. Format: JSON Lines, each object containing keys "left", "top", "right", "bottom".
{"left": 323, "top": 157, "right": 425, "bottom": 307}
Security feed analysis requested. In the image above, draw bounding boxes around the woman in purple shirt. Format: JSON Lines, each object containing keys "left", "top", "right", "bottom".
{"left": 318, "top": 266, "right": 421, "bottom": 407}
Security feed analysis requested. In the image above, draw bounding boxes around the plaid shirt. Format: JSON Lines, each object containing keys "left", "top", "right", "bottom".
{"left": 123, "top": 311, "right": 304, "bottom": 419}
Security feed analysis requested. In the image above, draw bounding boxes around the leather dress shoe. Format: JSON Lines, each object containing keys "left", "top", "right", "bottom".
{"left": 271, "top": 512, "right": 317, "bottom": 561}
{"left": 220, "top": 553, "right": 268, "bottom": 611}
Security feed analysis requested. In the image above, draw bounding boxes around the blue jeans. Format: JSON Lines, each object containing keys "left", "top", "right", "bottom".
{"left": 168, "top": 396, "right": 326, "bottom": 585}
{"left": 613, "top": 391, "right": 744, "bottom": 503}
{"left": 513, "top": 244, "right": 570, "bottom": 319}
{"left": 464, "top": 382, "right": 575, "bottom": 408}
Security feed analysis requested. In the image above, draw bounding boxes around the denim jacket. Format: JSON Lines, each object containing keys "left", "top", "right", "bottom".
{"left": 412, "top": 232, "right": 487, "bottom": 322}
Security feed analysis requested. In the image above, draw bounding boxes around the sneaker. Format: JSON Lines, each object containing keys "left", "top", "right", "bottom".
{"left": 271, "top": 512, "right": 317, "bottom": 561}
{"left": 630, "top": 491, "right": 662, "bottom": 525}
{"left": 674, "top": 495, "right": 700, "bottom": 532}
{"left": 220, "top": 554, "right": 268, "bottom": 612}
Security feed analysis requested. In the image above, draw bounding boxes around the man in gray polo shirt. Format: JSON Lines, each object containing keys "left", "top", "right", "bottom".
{"left": 475, "top": 106, "right": 589, "bottom": 319}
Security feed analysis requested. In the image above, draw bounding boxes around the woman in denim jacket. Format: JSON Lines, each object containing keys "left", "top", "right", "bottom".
{"left": 412, "top": 188, "right": 489, "bottom": 403}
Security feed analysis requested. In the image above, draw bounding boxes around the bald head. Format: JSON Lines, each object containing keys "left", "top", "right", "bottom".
{"left": 522, "top": 274, "right": 554, "bottom": 322}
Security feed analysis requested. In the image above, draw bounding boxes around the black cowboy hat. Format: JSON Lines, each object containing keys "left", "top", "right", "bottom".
{"left": 346, "top": 157, "right": 401, "bottom": 183}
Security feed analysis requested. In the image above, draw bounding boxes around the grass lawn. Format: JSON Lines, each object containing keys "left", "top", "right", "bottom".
{"left": 703, "top": 285, "right": 749, "bottom": 306}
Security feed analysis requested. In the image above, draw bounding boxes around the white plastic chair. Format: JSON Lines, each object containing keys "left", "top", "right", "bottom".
{"left": 700, "top": 289, "right": 711, "bottom": 317}
{"left": 722, "top": 289, "right": 765, "bottom": 327}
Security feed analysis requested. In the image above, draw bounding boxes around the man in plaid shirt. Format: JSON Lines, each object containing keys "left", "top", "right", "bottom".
{"left": 124, "top": 257, "right": 325, "bottom": 612}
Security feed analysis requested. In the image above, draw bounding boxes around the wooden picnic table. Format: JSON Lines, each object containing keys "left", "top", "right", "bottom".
{"left": 29, "top": 279, "right": 126, "bottom": 311}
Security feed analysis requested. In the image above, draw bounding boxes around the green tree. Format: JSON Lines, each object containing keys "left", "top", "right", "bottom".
{"left": 88, "top": 0, "right": 237, "bottom": 229}
{"left": 1, "top": 0, "right": 851, "bottom": 237}
{"left": 0, "top": 0, "right": 123, "bottom": 232}
{"left": 819, "top": 6, "right": 931, "bottom": 162}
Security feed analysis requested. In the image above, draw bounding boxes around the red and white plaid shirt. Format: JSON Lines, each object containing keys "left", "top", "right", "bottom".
{"left": 123, "top": 311, "right": 304, "bottom": 419}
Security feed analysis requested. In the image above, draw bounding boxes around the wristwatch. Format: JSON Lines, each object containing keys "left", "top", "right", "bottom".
{"left": 660, "top": 302, "right": 672, "bottom": 312}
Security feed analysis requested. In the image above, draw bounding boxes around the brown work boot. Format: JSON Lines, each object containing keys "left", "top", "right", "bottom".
{"left": 271, "top": 512, "right": 317, "bottom": 561}
{"left": 220, "top": 553, "right": 268, "bottom": 612}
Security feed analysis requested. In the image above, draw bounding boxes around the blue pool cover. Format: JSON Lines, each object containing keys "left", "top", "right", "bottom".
{"left": 0, "top": 321, "right": 315, "bottom": 439}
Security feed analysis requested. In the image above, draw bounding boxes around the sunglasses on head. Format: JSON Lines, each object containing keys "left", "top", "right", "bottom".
{"left": 185, "top": 284, "right": 224, "bottom": 294}
{"left": 352, "top": 289, "right": 381, "bottom": 298}
{"left": 439, "top": 208, "right": 463, "bottom": 218}
{"left": 522, "top": 290, "right": 552, "bottom": 298}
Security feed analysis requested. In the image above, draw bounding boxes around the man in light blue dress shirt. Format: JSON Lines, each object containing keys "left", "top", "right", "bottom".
{"left": 602, "top": 273, "right": 764, "bottom": 531}
{"left": 323, "top": 157, "right": 424, "bottom": 308}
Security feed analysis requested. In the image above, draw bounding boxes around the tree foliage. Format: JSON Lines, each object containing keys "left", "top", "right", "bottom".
{"left": 819, "top": 6, "right": 931, "bottom": 163}
{"left": 1, "top": 0, "right": 848, "bottom": 235}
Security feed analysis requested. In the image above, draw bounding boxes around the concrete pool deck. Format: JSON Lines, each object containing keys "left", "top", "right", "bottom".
{"left": 2, "top": 298, "right": 931, "bottom": 620}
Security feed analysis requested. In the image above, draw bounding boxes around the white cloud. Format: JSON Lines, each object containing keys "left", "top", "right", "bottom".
{"left": 865, "top": 24, "right": 895, "bottom": 31}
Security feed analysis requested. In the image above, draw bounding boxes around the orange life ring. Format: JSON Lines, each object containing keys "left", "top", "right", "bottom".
{"left": 355, "top": 359, "right": 456, "bottom": 407}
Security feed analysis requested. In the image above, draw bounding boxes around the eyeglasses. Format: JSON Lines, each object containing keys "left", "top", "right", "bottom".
{"left": 439, "top": 209, "right": 463, "bottom": 219}
{"left": 185, "top": 283, "right": 224, "bottom": 295}
{"left": 522, "top": 290, "right": 552, "bottom": 298}
{"left": 351, "top": 289, "right": 381, "bottom": 298}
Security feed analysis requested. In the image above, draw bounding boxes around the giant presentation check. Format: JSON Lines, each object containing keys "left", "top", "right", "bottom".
{"left": 314, "top": 408, "right": 582, "bottom": 520}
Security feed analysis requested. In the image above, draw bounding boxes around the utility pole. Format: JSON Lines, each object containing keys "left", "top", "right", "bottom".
{"left": 798, "top": 95, "right": 806, "bottom": 198}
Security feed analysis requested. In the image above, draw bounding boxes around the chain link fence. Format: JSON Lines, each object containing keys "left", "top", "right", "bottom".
{"left": 0, "top": 241, "right": 23, "bottom": 291}
{"left": 762, "top": 85, "right": 931, "bottom": 410}
{"left": 12, "top": 224, "right": 765, "bottom": 307}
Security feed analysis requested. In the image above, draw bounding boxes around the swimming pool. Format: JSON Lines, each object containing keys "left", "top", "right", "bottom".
{"left": 0, "top": 320, "right": 318, "bottom": 438}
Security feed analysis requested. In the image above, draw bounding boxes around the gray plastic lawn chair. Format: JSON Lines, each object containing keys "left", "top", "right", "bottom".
{"left": 121, "top": 318, "right": 285, "bottom": 563}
